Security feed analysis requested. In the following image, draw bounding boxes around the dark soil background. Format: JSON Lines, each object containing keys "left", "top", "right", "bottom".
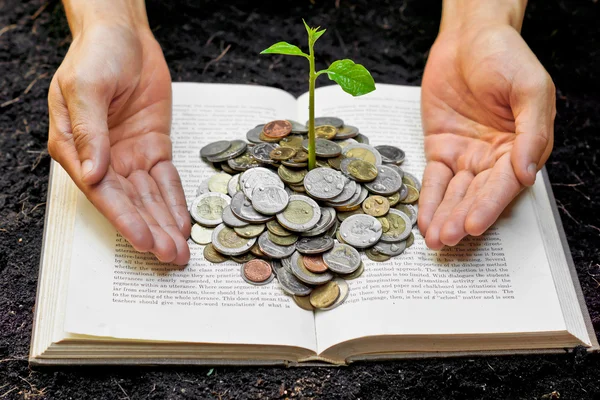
{"left": 1, "top": 0, "right": 600, "bottom": 398}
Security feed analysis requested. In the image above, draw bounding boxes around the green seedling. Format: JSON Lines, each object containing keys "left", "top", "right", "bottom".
{"left": 261, "top": 20, "right": 376, "bottom": 170}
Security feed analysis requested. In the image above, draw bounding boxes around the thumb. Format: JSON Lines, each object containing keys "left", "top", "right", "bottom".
{"left": 510, "top": 71, "right": 556, "bottom": 187}
{"left": 60, "top": 76, "right": 111, "bottom": 185}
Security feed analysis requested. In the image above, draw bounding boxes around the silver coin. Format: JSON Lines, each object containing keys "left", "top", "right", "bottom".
{"left": 335, "top": 125, "right": 359, "bottom": 140}
{"left": 200, "top": 140, "right": 231, "bottom": 158}
{"left": 301, "top": 138, "right": 342, "bottom": 158}
{"left": 251, "top": 142, "right": 278, "bottom": 164}
{"left": 251, "top": 185, "right": 289, "bottom": 215}
{"left": 309, "top": 116, "right": 344, "bottom": 128}
{"left": 276, "top": 264, "right": 312, "bottom": 296}
{"left": 338, "top": 261, "right": 364, "bottom": 280}
{"left": 206, "top": 140, "right": 247, "bottom": 162}
{"left": 345, "top": 186, "right": 369, "bottom": 210}
{"left": 375, "top": 145, "right": 406, "bottom": 164}
{"left": 354, "top": 133, "right": 370, "bottom": 144}
{"left": 290, "top": 251, "right": 334, "bottom": 285}
{"left": 329, "top": 181, "right": 363, "bottom": 208}
{"left": 221, "top": 205, "right": 249, "bottom": 228}
{"left": 190, "top": 224, "right": 214, "bottom": 245}
{"left": 373, "top": 240, "right": 407, "bottom": 257}
{"left": 380, "top": 209, "right": 412, "bottom": 242}
{"left": 364, "top": 165, "right": 403, "bottom": 196}
{"left": 303, "top": 207, "right": 337, "bottom": 237}
{"left": 196, "top": 178, "right": 210, "bottom": 196}
{"left": 287, "top": 120, "right": 309, "bottom": 134}
{"left": 335, "top": 138, "right": 358, "bottom": 149}
{"left": 271, "top": 259, "right": 285, "bottom": 276}
{"left": 403, "top": 171, "right": 422, "bottom": 191}
{"left": 339, "top": 157, "right": 360, "bottom": 177}
{"left": 320, "top": 278, "right": 350, "bottom": 311}
{"left": 240, "top": 168, "right": 283, "bottom": 200}
{"left": 246, "top": 125, "right": 265, "bottom": 144}
{"left": 190, "top": 192, "right": 231, "bottom": 227}
{"left": 295, "top": 236, "right": 335, "bottom": 254}
{"left": 395, "top": 204, "right": 417, "bottom": 225}
{"left": 325, "top": 178, "right": 357, "bottom": 205}
{"left": 325, "top": 220, "right": 338, "bottom": 238}
{"left": 240, "top": 264, "right": 275, "bottom": 286}
{"left": 227, "top": 151, "right": 262, "bottom": 171}
{"left": 211, "top": 224, "right": 256, "bottom": 256}
{"left": 227, "top": 174, "right": 241, "bottom": 197}
{"left": 230, "top": 192, "right": 273, "bottom": 223}
{"left": 258, "top": 232, "right": 296, "bottom": 259}
{"left": 339, "top": 214, "right": 383, "bottom": 248}
{"left": 398, "top": 184, "right": 409, "bottom": 201}
{"left": 342, "top": 143, "right": 382, "bottom": 165}
{"left": 323, "top": 243, "right": 361, "bottom": 274}
{"left": 385, "top": 164, "right": 405, "bottom": 180}
{"left": 303, "top": 168, "right": 345, "bottom": 200}
{"left": 276, "top": 195, "right": 321, "bottom": 232}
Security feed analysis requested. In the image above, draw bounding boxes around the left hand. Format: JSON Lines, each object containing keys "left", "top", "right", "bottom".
{"left": 419, "top": 22, "right": 555, "bottom": 250}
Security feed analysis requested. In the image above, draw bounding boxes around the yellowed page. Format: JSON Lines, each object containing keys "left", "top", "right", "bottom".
{"left": 63, "top": 83, "right": 317, "bottom": 351}
{"left": 297, "top": 84, "right": 576, "bottom": 354}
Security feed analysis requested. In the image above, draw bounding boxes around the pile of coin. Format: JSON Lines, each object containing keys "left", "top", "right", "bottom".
{"left": 190, "top": 118, "right": 420, "bottom": 311}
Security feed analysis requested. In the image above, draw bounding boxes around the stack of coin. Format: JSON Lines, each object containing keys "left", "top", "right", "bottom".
{"left": 191, "top": 117, "right": 421, "bottom": 311}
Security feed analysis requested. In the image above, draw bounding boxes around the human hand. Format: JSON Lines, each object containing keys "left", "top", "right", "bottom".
{"left": 419, "top": 4, "right": 555, "bottom": 250}
{"left": 48, "top": 5, "right": 191, "bottom": 265}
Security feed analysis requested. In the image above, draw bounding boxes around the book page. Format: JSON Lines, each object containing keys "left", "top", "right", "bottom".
{"left": 63, "top": 83, "right": 317, "bottom": 352}
{"left": 297, "top": 85, "right": 570, "bottom": 354}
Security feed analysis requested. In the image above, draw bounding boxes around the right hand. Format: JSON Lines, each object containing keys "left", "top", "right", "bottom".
{"left": 48, "top": 22, "right": 191, "bottom": 265}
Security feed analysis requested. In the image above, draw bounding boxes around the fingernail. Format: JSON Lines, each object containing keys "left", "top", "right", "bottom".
{"left": 82, "top": 159, "right": 94, "bottom": 177}
{"left": 527, "top": 163, "right": 537, "bottom": 178}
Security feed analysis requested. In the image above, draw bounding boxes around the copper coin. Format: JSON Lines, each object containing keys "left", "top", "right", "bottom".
{"left": 302, "top": 255, "right": 329, "bottom": 273}
{"left": 263, "top": 120, "right": 292, "bottom": 138}
{"left": 243, "top": 259, "right": 273, "bottom": 283}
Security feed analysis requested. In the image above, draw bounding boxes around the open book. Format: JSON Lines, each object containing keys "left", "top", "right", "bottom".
{"left": 30, "top": 83, "right": 598, "bottom": 366}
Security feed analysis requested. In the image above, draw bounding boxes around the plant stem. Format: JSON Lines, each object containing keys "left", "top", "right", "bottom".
{"left": 307, "top": 38, "right": 316, "bottom": 170}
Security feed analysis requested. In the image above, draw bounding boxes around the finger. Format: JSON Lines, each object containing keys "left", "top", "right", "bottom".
{"left": 510, "top": 71, "right": 556, "bottom": 187}
{"left": 424, "top": 171, "right": 474, "bottom": 250}
{"left": 128, "top": 170, "right": 190, "bottom": 266}
{"left": 58, "top": 71, "right": 112, "bottom": 185}
{"left": 84, "top": 168, "right": 154, "bottom": 253}
{"left": 439, "top": 169, "right": 491, "bottom": 246}
{"left": 150, "top": 161, "right": 192, "bottom": 238}
{"left": 48, "top": 76, "right": 81, "bottom": 175}
{"left": 465, "top": 154, "right": 523, "bottom": 236}
{"left": 417, "top": 161, "right": 454, "bottom": 237}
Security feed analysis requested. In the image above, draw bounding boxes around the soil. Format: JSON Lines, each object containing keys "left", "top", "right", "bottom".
{"left": 1, "top": 0, "right": 600, "bottom": 398}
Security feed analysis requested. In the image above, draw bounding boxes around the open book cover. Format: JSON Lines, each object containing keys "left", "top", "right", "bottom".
{"left": 30, "top": 83, "right": 598, "bottom": 366}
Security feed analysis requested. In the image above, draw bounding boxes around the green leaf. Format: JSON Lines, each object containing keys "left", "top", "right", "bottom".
{"left": 313, "top": 29, "right": 326, "bottom": 43}
{"left": 260, "top": 42, "right": 308, "bottom": 57}
{"left": 302, "top": 19, "right": 326, "bottom": 46}
{"left": 324, "top": 59, "right": 376, "bottom": 96}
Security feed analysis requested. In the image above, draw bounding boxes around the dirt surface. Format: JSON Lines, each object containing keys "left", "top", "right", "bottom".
{"left": 1, "top": 0, "right": 600, "bottom": 398}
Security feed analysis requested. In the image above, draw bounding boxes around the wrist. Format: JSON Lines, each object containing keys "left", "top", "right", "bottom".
{"left": 63, "top": 0, "right": 150, "bottom": 39}
{"left": 440, "top": 0, "right": 527, "bottom": 34}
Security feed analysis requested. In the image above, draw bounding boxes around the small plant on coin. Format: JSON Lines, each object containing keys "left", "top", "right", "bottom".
{"left": 261, "top": 20, "right": 376, "bottom": 170}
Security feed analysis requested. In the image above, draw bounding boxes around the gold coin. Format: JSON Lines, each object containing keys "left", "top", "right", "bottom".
{"left": 316, "top": 159, "right": 331, "bottom": 168}
{"left": 270, "top": 147, "right": 296, "bottom": 161}
{"left": 279, "top": 135, "right": 304, "bottom": 150}
{"left": 278, "top": 165, "right": 307, "bottom": 185}
{"left": 400, "top": 185, "right": 420, "bottom": 204}
{"left": 207, "top": 173, "right": 232, "bottom": 194}
{"left": 190, "top": 224, "right": 213, "bottom": 245}
{"left": 282, "top": 200, "right": 314, "bottom": 225}
{"left": 220, "top": 162, "right": 236, "bottom": 174}
{"left": 337, "top": 209, "right": 364, "bottom": 221}
{"left": 203, "top": 244, "right": 228, "bottom": 263}
{"left": 347, "top": 159, "right": 378, "bottom": 182}
{"left": 259, "top": 131, "right": 281, "bottom": 143}
{"left": 289, "top": 184, "right": 306, "bottom": 192}
{"left": 327, "top": 155, "right": 345, "bottom": 170}
{"left": 407, "top": 231, "right": 415, "bottom": 248}
{"left": 268, "top": 231, "right": 298, "bottom": 246}
{"left": 234, "top": 224, "right": 265, "bottom": 238}
{"left": 293, "top": 295, "right": 315, "bottom": 311}
{"left": 345, "top": 147, "right": 377, "bottom": 165}
{"left": 266, "top": 220, "right": 293, "bottom": 237}
{"left": 315, "top": 125, "right": 337, "bottom": 140}
{"left": 339, "top": 261, "right": 364, "bottom": 280}
{"left": 231, "top": 253, "right": 255, "bottom": 263}
{"left": 309, "top": 281, "right": 340, "bottom": 309}
{"left": 382, "top": 212, "right": 406, "bottom": 240}
{"left": 365, "top": 248, "right": 390, "bottom": 262}
{"left": 230, "top": 152, "right": 261, "bottom": 170}
{"left": 336, "top": 229, "right": 348, "bottom": 244}
{"left": 362, "top": 195, "right": 390, "bottom": 217}
{"left": 250, "top": 242, "right": 265, "bottom": 257}
{"left": 403, "top": 174, "right": 418, "bottom": 188}
{"left": 387, "top": 192, "right": 400, "bottom": 207}
{"left": 217, "top": 226, "right": 252, "bottom": 249}
{"left": 292, "top": 150, "right": 309, "bottom": 163}
{"left": 377, "top": 216, "right": 390, "bottom": 232}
